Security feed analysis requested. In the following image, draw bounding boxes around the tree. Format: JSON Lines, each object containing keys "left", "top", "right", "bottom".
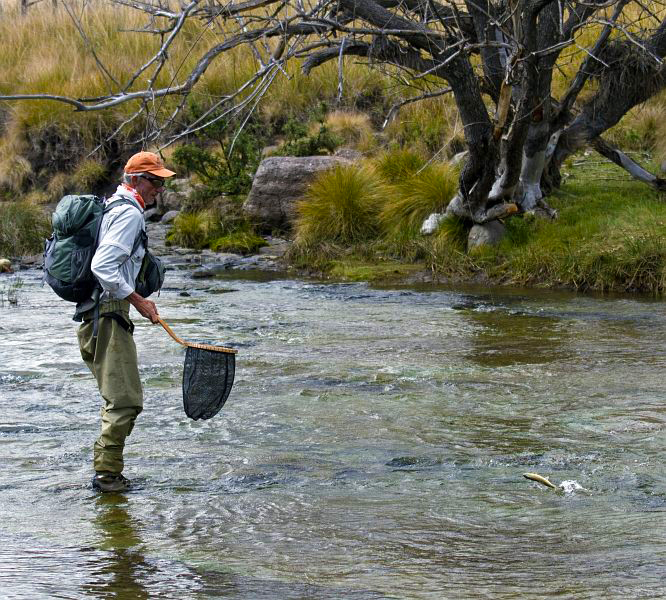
{"left": 2, "top": 0, "right": 665, "bottom": 223}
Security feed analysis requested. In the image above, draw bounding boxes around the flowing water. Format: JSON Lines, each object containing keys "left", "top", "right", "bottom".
{"left": 1, "top": 259, "right": 665, "bottom": 598}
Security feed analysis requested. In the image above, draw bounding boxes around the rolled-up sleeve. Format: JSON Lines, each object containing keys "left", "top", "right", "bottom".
{"left": 91, "top": 208, "right": 143, "bottom": 299}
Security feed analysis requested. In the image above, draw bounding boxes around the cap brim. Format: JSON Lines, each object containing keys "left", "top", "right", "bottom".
{"left": 147, "top": 167, "right": 176, "bottom": 177}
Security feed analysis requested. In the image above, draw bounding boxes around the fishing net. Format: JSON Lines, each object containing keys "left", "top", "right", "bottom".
{"left": 182, "top": 345, "right": 236, "bottom": 420}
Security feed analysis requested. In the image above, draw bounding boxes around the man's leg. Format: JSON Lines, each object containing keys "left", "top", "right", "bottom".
{"left": 78, "top": 307, "right": 143, "bottom": 482}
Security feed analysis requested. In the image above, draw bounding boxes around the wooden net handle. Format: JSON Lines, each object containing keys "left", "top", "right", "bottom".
{"left": 157, "top": 317, "right": 238, "bottom": 354}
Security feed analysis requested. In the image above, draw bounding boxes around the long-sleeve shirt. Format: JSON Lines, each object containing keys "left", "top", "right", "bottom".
{"left": 91, "top": 188, "right": 146, "bottom": 302}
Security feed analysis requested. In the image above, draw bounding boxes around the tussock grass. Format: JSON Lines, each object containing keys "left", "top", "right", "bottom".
{"left": 70, "top": 160, "right": 107, "bottom": 192}
{"left": 384, "top": 96, "right": 461, "bottom": 156}
{"left": 379, "top": 162, "right": 458, "bottom": 238}
{"left": 294, "top": 165, "right": 388, "bottom": 246}
{"left": 374, "top": 147, "right": 426, "bottom": 183}
{"left": 0, "top": 202, "right": 50, "bottom": 257}
{"left": 166, "top": 211, "right": 218, "bottom": 250}
{"left": 324, "top": 111, "right": 376, "bottom": 152}
{"left": 46, "top": 173, "right": 69, "bottom": 202}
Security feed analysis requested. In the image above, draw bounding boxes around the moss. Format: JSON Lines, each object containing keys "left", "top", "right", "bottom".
{"left": 210, "top": 231, "right": 267, "bottom": 254}
{"left": 328, "top": 260, "right": 424, "bottom": 283}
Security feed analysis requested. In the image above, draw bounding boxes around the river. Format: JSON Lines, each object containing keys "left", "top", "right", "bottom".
{"left": 0, "top": 257, "right": 665, "bottom": 598}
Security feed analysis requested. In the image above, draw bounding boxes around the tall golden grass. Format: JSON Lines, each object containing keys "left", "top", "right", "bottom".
{"left": 0, "top": 0, "right": 663, "bottom": 199}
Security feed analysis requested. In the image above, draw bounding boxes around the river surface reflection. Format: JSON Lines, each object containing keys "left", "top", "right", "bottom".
{"left": 1, "top": 267, "right": 665, "bottom": 598}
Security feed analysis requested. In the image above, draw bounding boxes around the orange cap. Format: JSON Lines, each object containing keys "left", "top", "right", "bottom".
{"left": 124, "top": 151, "right": 176, "bottom": 178}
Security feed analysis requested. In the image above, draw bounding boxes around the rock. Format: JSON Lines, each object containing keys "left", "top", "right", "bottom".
{"left": 243, "top": 155, "right": 352, "bottom": 231}
{"left": 334, "top": 147, "right": 363, "bottom": 161}
{"left": 143, "top": 208, "right": 161, "bottom": 222}
{"left": 527, "top": 207, "right": 557, "bottom": 220}
{"left": 169, "top": 178, "right": 193, "bottom": 195}
{"left": 661, "top": 160, "right": 666, "bottom": 173}
{"left": 191, "top": 256, "right": 240, "bottom": 278}
{"left": 467, "top": 220, "right": 506, "bottom": 250}
{"left": 257, "top": 236, "right": 289, "bottom": 257}
{"left": 161, "top": 210, "right": 180, "bottom": 224}
{"left": 19, "top": 254, "right": 41, "bottom": 268}
{"left": 421, "top": 213, "right": 446, "bottom": 235}
{"left": 0, "top": 258, "right": 12, "bottom": 273}
{"left": 160, "top": 189, "right": 187, "bottom": 213}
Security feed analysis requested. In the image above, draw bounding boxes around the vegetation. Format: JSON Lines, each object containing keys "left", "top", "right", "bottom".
{"left": 166, "top": 197, "right": 266, "bottom": 254}
{"left": 290, "top": 155, "right": 666, "bottom": 294}
{"left": 1, "top": 2, "right": 665, "bottom": 299}
{"left": 0, "top": 202, "right": 50, "bottom": 257}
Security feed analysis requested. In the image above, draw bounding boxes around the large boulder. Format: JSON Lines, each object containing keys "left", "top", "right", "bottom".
{"left": 159, "top": 189, "right": 187, "bottom": 213}
{"left": 243, "top": 156, "right": 351, "bottom": 231}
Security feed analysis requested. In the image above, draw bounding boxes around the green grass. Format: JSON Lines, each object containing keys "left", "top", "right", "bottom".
{"left": 0, "top": 202, "right": 51, "bottom": 257}
{"left": 210, "top": 231, "right": 267, "bottom": 254}
{"left": 430, "top": 157, "right": 666, "bottom": 293}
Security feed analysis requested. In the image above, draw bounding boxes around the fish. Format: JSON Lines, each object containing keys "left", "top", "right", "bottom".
{"left": 523, "top": 472, "right": 558, "bottom": 489}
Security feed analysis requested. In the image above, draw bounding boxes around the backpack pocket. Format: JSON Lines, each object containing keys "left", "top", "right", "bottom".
{"left": 135, "top": 250, "right": 165, "bottom": 298}
{"left": 70, "top": 246, "right": 95, "bottom": 282}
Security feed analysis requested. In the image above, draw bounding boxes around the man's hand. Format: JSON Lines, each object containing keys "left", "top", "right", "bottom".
{"left": 127, "top": 291, "right": 159, "bottom": 323}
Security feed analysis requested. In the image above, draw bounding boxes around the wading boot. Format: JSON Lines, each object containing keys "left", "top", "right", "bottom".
{"left": 92, "top": 472, "right": 131, "bottom": 493}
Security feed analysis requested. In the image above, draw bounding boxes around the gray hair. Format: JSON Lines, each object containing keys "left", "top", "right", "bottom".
{"left": 122, "top": 172, "right": 144, "bottom": 184}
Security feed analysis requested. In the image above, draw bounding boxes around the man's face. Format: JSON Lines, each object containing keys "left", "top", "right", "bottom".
{"left": 133, "top": 173, "right": 165, "bottom": 206}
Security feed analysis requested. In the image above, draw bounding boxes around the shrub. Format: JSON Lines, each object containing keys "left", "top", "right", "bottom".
{"left": 274, "top": 118, "right": 340, "bottom": 157}
{"left": 0, "top": 202, "right": 50, "bottom": 256}
{"left": 294, "top": 165, "right": 387, "bottom": 246}
{"left": 166, "top": 197, "right": 263, "bottom": 252}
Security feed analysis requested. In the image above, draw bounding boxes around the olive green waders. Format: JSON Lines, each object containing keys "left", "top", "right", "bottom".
{"left": 77, "top": 299, "right": 143, "bottom": 475}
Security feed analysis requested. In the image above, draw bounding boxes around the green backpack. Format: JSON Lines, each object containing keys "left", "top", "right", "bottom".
{"left": 44, "top": 195, "right": 163, "bottom": 303}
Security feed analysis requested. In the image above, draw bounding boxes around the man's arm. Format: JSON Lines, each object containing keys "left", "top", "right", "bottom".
{"left": 92, "top": 207, "right": 159, "bottom": 323}
{"left": 127, "top": 291, "right": 159, "bottom": 323}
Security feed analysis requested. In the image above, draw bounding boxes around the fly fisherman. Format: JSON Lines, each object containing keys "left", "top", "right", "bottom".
{"left": 75, "top": 152, "right": 175, "bottom": 493}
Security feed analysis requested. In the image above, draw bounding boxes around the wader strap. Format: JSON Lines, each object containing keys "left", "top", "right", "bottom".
{"left": 103, "top": 312, "right": 135, "bottom": 335}
{"left": 92, "top": 301, "right": 101, "bottom": 338}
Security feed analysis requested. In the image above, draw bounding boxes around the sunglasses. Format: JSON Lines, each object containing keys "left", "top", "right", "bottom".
{"left": 140, "top": 174, "right": 165, "bottom": 188}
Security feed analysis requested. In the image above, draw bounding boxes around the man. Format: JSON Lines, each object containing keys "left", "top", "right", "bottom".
{"left": 76, "top": 151, "right": 175, "bottom": 493}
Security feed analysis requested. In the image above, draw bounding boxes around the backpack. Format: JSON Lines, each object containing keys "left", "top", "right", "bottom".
{"left": 134, "top": 230, "right": 165, "bottom": 299}
{"left": 43, "top": 195, "right": 149, "bottom": 303}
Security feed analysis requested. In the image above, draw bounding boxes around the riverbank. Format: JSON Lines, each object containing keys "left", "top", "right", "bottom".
{"left": 286, "top": 155, "right": 666, "bottom": 295}
{"left": 2, "top": 155, "right": 665, "bottom": 296}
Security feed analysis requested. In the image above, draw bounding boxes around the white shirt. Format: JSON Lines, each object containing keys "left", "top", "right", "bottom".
{"left": 91, "top": 187, "right": 146, "bottom": 301}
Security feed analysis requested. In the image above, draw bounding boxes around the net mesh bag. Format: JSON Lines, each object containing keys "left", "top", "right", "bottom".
{"left": 182, "top": 345, "right": 235, "bottom": 420}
